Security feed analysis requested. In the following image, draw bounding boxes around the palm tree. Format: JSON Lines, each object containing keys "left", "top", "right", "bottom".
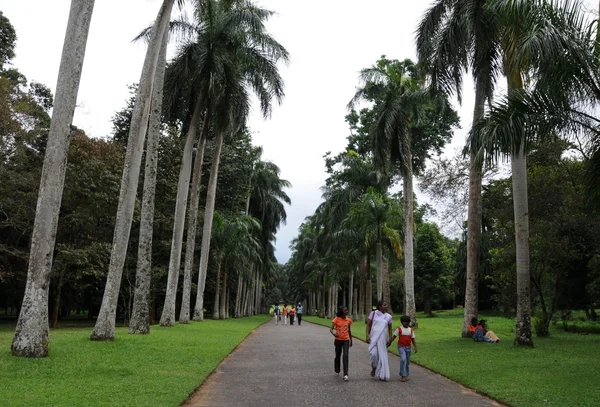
{"left": 11, "top": 0, "right": 95, "bottom": 357}
{"left": 416, "top": 0, "right": 500, "bottom": 337}
{"left": 191, "top": 0, "right": 289, "bottom": 320}
{"left": 349, "top": 58, "right": 434, "bottom": 326}
{"left": 471, "top": 0, "right": 596, "bottom": 346}
{"left": 91, "top": 0, "right": 176, "bottom": 341}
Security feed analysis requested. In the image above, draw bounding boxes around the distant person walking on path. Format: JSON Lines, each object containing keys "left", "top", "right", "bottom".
{"left": 330, "top": 306, "right": 353, "bottom": 381}
{"left": 388, "top": 315, "right": 418, "bottom": 382}
{"left": 296, "top": 302, "right": 303, "bottom": 325}
{"left": 282, "top": 304, "right": 288, "bottom": 325}
{"left": 289, "top": 306, "right": 296, "bottom": 325}
{"left": 366, "top": 300, "right": 393, "bottom": 381}
{"left": 274, "top": 305, "right": 281, "bottom": 325}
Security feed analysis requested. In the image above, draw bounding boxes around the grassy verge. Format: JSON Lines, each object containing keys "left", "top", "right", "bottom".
{"left": 305, "top": 310, "right": 600, "bottom": 407}
{"left": 0, "top": 315, "right": 270, "bottom": 407}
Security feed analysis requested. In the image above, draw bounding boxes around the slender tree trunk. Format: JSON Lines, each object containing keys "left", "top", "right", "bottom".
{"left": 220, "top": 264, "right": 228, "bottom": 319}
{"left": 382, "top": 256, "right": 391, "bottom": 314}
{"left": 352, "top": 288, "right": 358, "bottom": 321}
{"left": 179, "top": 116, "right": 209, "bottom": 323}
{"left": 160, "top": 96, "right": 203, "bottom": 327}
{"left": 225, "top": 286, "right": 230, "bottom": 319}
{"left": 129, "top": 28, "right": 168, "bottom": 335}
{"left": 359, "top": 254, "right": 366, "bottom": 320}
{"left": 463, "top": 83, "right": 486, "bottom": 337}
{"left": 52, "top": 270, "right": 64, "bottom": 329}
{"left": 235, "top": 276, "right": 242, "bottom": 318}
{"left": 91, "top": 0, "right": 174, "bottom": 341}
{"left": 12, "top": 0, "right": 95, "bottom": 357}
{"left": 376, "top": 241, "right": 383, "bottom": 301}
{"left": 193, "top": 130, "right": 226, "bottom": 320}
{"left": 507, "top": 72, "right": 533, "bottom": 347}
{"left": 366, "top": 279, "right": 372, "bottom": 314}
{"left": 212, "top": 261, "right": 222, "bottom": 320}
{"left": 403, "top": 151, "right": 417, "bottom": 327}
{"left": 348, "top": 268, "right": 354, "bottom": 317}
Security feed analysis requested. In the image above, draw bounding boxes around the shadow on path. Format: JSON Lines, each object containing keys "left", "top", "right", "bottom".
{"left": 183, "top": 320, "right": 504, "bottom": 407}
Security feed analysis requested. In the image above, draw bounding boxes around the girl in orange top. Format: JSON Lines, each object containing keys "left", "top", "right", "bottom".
{"left": 282, "top": 304, "right": 288, "bottom": 325}
{"left": 330, "top": 306, "right": 353, "bottom": 381}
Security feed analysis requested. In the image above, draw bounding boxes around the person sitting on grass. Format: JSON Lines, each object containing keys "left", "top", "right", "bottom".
{"left": 473, "top": 319, "right": 500, "bottom": 343}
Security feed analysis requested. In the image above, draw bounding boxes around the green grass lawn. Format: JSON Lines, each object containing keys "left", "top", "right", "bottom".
{"left": 0, "top": 315, "right": 270, "bottom": 407}
{"left": 305, "top": 310, "right": 600, "bottom": 407}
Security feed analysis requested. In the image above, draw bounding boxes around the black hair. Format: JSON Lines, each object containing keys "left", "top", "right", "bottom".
{"left": 376, "top": 299, "right": 385, "bottom": 310}
{"left": 471, "top": 317, "right": 478, "bottom": 326}
{"left": 336, "top": 306, "right": 346, "bottom": 318}
{"left": 479, "top": 319, "right": 486, "bottom": 325}
{"left": 400, "top": 315, "right": 411, "bottom": 323}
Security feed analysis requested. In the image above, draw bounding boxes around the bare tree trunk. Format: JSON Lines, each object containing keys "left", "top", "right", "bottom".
{"left": 161, "top": 96, "right": 203, "bottom": 327}
{"left": 382, "top": 256, "right": 391, "bottom": 314}
{"left": 463, "top": 83, "right": 485, "bottom": 337}
{"left": 179, "top": 114, "right": 209, "bottom": 323}
{"left": 91, "top": 0, "right": 174, "bottom": 341}
{"left": 234, "top": 276, "right": 242, "bottom": 318}
{"left": 513, "top": 146, "right": 533, "bottom": 346}
{"left": 366, "top": 279, "right": 372, "bottom": 314}
{"left": 403, "top": 149, "right": 417, "bottom": 327}
{"left": 193, "top": 130, "right": 226, "bottom": 320}
{"left": 352, "top": 288, "right": 358, "bottom": 321}
{"left": 52, "top": 270, "right": 64, "bottom": 329}
{"left": 359, "top": 255, "right": 366, "bottom": 320}
{"left": 212, "top": 261, "right": 222, "bottom": 319}
{"left": 129, "top": 28, "right": 168, "bottom": 335}
{"left": 12, "top": 0, "right": 95, "bottom": 357}
{"left": 348, "top": 268, "right": 354, "bottom": 318}
{"left": 376, "top": 241, "right": 383, "bottom": 301}
{"left": 225, "top": 286, "right": 230, "bottom": 319}
{"left": 220, "top": 264, "right": 228, "bottom": 319}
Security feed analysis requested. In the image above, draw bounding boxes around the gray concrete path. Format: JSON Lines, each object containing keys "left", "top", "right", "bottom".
{"left": 183, "top": 320, "right": 504, "bottom": 407}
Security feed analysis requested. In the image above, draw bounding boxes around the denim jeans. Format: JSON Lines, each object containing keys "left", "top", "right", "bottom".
{"left": 334, "top": 339, "right": 350, "bottom": 376}
{"left": 399, "top": 346, "right": 412, "bottom": 377}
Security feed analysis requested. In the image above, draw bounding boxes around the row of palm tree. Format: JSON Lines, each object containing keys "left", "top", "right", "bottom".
{"left": 12, "top": 0, "right": 290, "bottom": 357}
{"left": 417, "top": 0, "right": 599, "bottom": 346}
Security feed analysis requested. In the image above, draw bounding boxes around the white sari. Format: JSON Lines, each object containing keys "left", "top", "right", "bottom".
{"left": 368, "top": 310, "right": 392, "bottom": 381}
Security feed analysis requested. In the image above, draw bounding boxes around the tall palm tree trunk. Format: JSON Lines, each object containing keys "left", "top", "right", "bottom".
{"left": 382, "top": 256, "right": 391, "bottom": 313}
{"left": 160, "top": 96, "right": 203, "bottom": 327}
{"left": 359, "top": 254, "right": 366, "bottom": 320}
{"left": 129, "top": 29, "right": 168, "bottom": 335}
{"left": 91, "top": 0, "right": 174, "bottom": 341}
{"left": 179, "top": 115, "right": 209, "bottom": 323}
{"left": 376, "top": 241, "right": 383, "bottom": 301}
{"left": 193, "top": 130, "right": 226, "bottom": 320}
{"left": 348, "top": 268, "right": 354, "bottom": 317}
{"left": 234, "top": 276, "right": 242, "bottom": 317}
{"left": 403, "top": 147, "right": 417, "bottom": 327}
{"left": 463, "top": 83, "right": 486, "bottom": 337}
{"left": 219, "top": 264, "right": 228, "bottom": 319}
{"left": 212, "top": 261, "right": 222, "bottom": 319}
{"left": 12, "top": 0, "right": 95, "bottom": 357}
{"left": 507, "top": 71, "right": 533, "bottom": 347}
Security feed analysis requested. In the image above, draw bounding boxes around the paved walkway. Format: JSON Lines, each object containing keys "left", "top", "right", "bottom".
{"left": 183, "top": 320, "right": 504, "bottom": 407}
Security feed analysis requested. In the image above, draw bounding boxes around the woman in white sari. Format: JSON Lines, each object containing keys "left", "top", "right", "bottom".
{"left": 366, "top": 300, "right": 393, "bottom": 381}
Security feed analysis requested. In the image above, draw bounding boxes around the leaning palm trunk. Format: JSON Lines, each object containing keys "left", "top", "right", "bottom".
{"left": 160, "top": 96, "right": 203, "bottom": 327}
{"left": 403, "top": 147, "right": 417, "bottom": 327}
{"left": 12, "top": 0, "right": 95, "bottom": 357}
{"left": 463, "top": 84, "right": 486, "bottom": 337}
{"left": 193, "top": 130, "right": 226, "bottom": 320}
{"left": 179, "top": 116, "right": 209, "bottom": 323}
{"left": 129, "top": 29, "right": 168, "bottom": 335}
{"left": 91, "top": 0, "right": 174, "bottom": 341}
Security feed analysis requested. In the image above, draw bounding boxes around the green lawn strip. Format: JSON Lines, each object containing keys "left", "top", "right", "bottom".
{"left": 0, "top": 315, "right": 270, "bottom": 407}
{"left": 305, "top": 310, "right": 600, "bottom": 407}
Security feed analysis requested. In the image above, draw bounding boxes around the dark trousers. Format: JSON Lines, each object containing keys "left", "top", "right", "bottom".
{"left": 297, "top": 313, "right": 302, "bottom": 325}
{"left": 334, "top": 339, "right": 349, "bottom": 376}
{"left": 290, "top": 314, "right": 295, "bottom": 325}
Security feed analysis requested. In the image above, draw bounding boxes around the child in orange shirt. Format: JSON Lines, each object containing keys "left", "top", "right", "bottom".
{"left": 388, "top": 315, "right": 417, "bottom": 382}
{"left": 330, "top": 306, "right": 353, "bottom": 381}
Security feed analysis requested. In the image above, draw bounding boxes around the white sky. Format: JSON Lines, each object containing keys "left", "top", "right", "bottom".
{"left": 4, "top": 0, "right": 595, "bottom": 263}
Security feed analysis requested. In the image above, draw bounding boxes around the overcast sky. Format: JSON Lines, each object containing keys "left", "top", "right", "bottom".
{"left": 6, "top": 0, "right": 591, "bottom": 263}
